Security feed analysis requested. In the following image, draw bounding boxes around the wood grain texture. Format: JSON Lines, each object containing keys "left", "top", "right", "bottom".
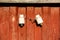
{"left": 42, "top": 7, "right": 59, "bottom": 40}
{"left": 0, "top": 7, "right": 59, "bottom": 40}
{"left": 0, "top": 7, "right": 10, "bottom": 40}
{"left": 9, "top": 7, "right": 19, "bottom": 40}
{"left": 50, "top": 7, "right": 59, "bottom": 40}
{"left": 59, "top": 7, "right": 60, "bottom": 40}
{"left": 34, "top": 7, "right": 42, "bottom": 40}
{"left": 27, "top": 7, "right": 35, "bottom": 40}
{"left": 42, "top": 7, "right": 51, "bottom": 40}
{"left": 18, "top": 7, "right": 27, "bottom": 40}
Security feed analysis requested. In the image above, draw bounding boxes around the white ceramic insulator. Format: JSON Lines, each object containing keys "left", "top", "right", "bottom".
{"left": 19, "top": 14, "right": 25, "bottom": 24}
{"left": 36, "top": 14, "right": 43, "bottom": 24}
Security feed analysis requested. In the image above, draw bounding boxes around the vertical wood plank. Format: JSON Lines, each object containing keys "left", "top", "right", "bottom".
{"left": 27, "top": 7, "right": 35, "bottom": 40}
{"left": 50, "top": 7, "right": 59, "bottom": 40}
{"left": 18, "top": 7, "right": 27, "bottom": 40}
{"left": 34, "top": 7, "right": 42, "bottom": 40}
{"left": 42, "top": 7, "right": 59, "bottom": 40}
{"left": 9, "top": 7, "right": 19, "bottom": 40}
{"left": 0, "top": 7, "right": 10, "bottom": 40}
{"left": 42, "top": 7, "right": 50, "bottom": 40}
{"left": 59, "top": 7, "right": 60, "bottom": 40}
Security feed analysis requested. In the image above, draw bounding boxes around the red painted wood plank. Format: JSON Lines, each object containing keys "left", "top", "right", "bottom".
{"left": 34, "top": 7, "right": 42, "bottom": 40}
{"left": 0, "top": 7, "right": 10, "bottom": 40}
{"left": 42, "top": 7, "right": 50, "bottom": 40}
{"left": 42, "top": 7, "right": 59, "bottom": 40}
{"left": 59, "top": 8, "right": 60, "bottom": 40}
{"left": 59, "top": 7, "right": 60, "bottom": 40}
{"left": 27, "top": 7, "right": 35, "bottom": 40}
{"left": 0, "top": 7, "right": 59, "bottom": 40}
{"left": 50, "top": 7, "right": 59, "bottom": 40}
{"left": 9, "top": 7, "right": 19, "bottom": 40}
{"left": 18, "top": 7, "right": 27, "bottom": 40}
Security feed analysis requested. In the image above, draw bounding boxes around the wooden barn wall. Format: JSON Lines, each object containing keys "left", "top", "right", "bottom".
{"left": 0, "top": 7, "right": 59, "bottom": 40}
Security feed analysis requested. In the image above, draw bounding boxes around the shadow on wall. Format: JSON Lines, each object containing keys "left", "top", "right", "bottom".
{"left": 34, "top": 20, "right": 42, "bottom": 27}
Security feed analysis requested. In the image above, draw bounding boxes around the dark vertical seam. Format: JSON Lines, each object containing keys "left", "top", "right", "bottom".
{"left": 16, "top": 7, "right": 18, "bottom": 16}
{"left": 16, "top": 7, "right": 18, "bottom": 25}
{"left": 16, "top": 7, "right": 19, "bottom": 40}
{"left": 26, "top": 7, "right": 27, "bottom": 40}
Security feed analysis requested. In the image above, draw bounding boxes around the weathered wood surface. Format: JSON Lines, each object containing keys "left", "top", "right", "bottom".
{"left": 42, "top": 7, "right": 59, "bottom": 40}
{"left": 18, "top": 7, "right": 27, "bottom": 40}
{"left": 0, "top": 7, "right": 59, "bottom": 40}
